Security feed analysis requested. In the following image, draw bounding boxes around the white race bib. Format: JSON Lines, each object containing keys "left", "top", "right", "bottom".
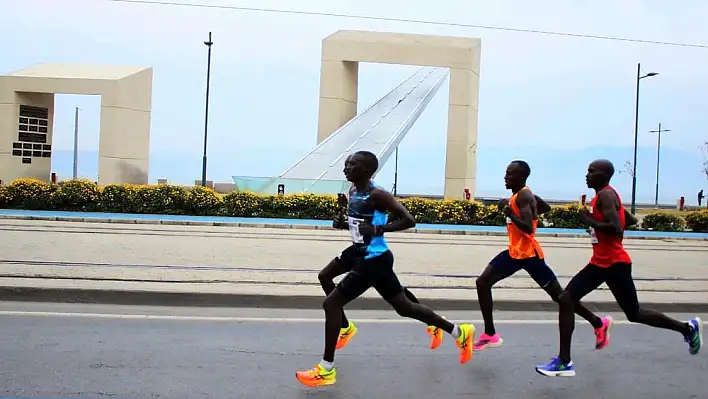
{"left": 588, "top": 226, "right": 598, "bottom": 244}
{"left": 348, "top": 216, "right": 365, "bottom": 244}
{"left": 506, "top": 217, "right": 512, "bottom": 225}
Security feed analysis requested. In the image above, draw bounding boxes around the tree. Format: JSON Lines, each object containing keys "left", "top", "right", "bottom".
{"left": 619, "top": 160, "right": 635, "bottom": 177}
{"left": 701, "top": 141, "right": 708, "bottom": 181}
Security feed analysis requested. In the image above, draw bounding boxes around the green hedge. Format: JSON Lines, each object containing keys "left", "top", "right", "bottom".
{"left": 0, "top": 178, "right": 706, "bottom": 233}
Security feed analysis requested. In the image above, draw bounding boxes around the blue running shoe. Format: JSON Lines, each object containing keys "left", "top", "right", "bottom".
{"left": 686, "top": 317, "right": 703, "bottom": 355}
{"left": 535, "top": 357, "right": 576, "bottom": 377}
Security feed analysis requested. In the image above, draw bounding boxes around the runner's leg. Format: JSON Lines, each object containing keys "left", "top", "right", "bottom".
{"left": 373, "top": 251, "right": 476, "bottom": 364}
{"left": 605, "top": 263, "right": 700, "bottom": 354}
{"left": 295, "top": 262, "right": 374, "bottom": 387}
{"left": 535, "top": 264, "right": 605, "bottom": 377}
{"left": 318, "top": 257, "right": 351, "bottom": 327}
{"left": 543, "top": 278, "right": 613, "bottom": 350}
{"left": 474, "top": 250, "right": 521, "bottom": 350}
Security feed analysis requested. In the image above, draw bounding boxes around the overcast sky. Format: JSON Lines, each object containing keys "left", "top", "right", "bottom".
{"left": 1, "top": 0, "right": 707, "bottom": 200}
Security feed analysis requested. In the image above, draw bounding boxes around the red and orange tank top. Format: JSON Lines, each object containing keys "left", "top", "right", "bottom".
{"left": 588, "top": 186, "right": 632, "bottom": 267}
{"left": 506, "top": 187, "right": 545, "bottom": 260}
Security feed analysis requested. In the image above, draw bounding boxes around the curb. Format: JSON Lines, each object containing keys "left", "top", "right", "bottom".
{"left": 2, "top": 214, "right": 707, "bottom": 241}
{"left": 1, "top": 286, "right": 706, "bottom": 314}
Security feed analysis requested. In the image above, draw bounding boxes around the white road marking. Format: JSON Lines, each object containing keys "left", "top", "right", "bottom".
{"left": 0, "top": 310, "right": 637, "bottom": 325}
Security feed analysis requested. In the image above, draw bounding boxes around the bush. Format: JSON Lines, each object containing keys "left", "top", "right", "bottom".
{"left": 4, "top": 178, "right": 56, "bottom": 210}
{"left": 0, "top": 185, "right": 9, "bottom": 209}
{"left": 53, "top": 179, "right": 102, "bottom": 211}
{"left": 222, "top": 191, "right": 266, "bottom": 217}
{"left": 641, "top": 211, "right": 687, "bottom": 232}
{"left": 542, "top": 203, "right": 585, "bottom": 229}
{"left": 0, "top": 178, "right": 705, "bottom": 233}
{"left": 185, "top": 186, "right": 224, "bottom": 216}
{"left": 99, "top": 184, "right": 139, "bottom": 213}
{"left": 684, "top": 210, "right": 708, "bottom": 233}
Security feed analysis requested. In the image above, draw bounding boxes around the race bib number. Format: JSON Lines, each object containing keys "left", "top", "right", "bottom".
{"left": 588, "top": 226, "right": 598, "bottom": 244}
{"left": 348, "top": 216, "right": 365, "bottom": 244}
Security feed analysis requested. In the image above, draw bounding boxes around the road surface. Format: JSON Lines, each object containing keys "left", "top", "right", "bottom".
{"left": 0, "top": 302, "right": 705, "bottom": 398}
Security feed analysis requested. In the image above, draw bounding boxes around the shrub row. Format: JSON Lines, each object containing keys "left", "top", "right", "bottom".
{"left": 0, "top": 178, "right": 706, "bottom": 233}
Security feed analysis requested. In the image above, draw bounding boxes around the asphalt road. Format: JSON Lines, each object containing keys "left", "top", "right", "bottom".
{"left": 0, "top": 303, "right": 705, "bottom": 398}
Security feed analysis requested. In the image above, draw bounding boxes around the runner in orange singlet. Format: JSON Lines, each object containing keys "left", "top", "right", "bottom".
{"left": 536, "top": 159, "right": 703, "bottom": 377}
{"left": 474, "top": 160, "right": 612, "bottom": 352}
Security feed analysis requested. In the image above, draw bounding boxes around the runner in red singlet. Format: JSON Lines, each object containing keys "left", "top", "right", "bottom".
{"left": 536, "top": 159, "right": 703, "bottom": 378}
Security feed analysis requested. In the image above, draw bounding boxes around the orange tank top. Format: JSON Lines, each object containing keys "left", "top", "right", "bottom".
{"left": 506, "top": 187, "right": 545, "bottom": 260}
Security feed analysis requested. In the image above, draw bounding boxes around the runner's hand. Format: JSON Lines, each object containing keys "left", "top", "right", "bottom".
{"left": 502, "top": 205, "right": 512, "bottom": 217}
{"left": 579, "top": 208, "right": 592, "bottom": 223}
{"left": 333, "top": 214, "right": 346, "bottom": 229}
{"left": 357, "top": 221, "right": 378, "bottom": 236}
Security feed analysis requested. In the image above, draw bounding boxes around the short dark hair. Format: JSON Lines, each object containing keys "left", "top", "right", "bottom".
{"left": 593, "top": 159, "right": 615, "bottom": 179}
{"left": 511, "top": 160, "right": 531, "bottom": 179}
{"left": 354, "top": 150, "right": 379, "bottom": 176}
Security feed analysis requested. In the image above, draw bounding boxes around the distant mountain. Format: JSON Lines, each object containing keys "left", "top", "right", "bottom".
{"left": 49, "top": 145, "right": 706, "bottom": 205}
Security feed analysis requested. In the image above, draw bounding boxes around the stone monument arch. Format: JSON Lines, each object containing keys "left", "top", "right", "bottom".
{"left": 0, "top": 63, "right": 153, "bottom": 185}
{"left": 317, "top": 30, "right": 481, "bottom": 199}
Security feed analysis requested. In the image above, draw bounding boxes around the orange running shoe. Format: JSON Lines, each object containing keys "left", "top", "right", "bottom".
{"left": 455, "top": 323, "right": 476, "bottom": 364}
{"left": 427, "top": 325, "right": 444, "bottom": 350}
{"left": 336, "top": 321, "right": 358, "bottom": 350}
{"left": 295, "top": 364, "right": 336, "bottom": 387}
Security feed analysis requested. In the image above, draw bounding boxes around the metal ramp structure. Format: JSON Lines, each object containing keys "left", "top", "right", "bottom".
{"left": 232, "top": 66, "right": 449, "bottom": 195}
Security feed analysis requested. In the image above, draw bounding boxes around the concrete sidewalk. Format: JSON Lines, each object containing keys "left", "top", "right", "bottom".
{"left": 0, "top": 219, "right": 706, "bottom": 312}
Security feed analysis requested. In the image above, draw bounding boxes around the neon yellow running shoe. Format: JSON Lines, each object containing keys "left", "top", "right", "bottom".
{"left": 336, "top": 321, "right": 358, "bottom": 350}
{"left": 455, "top": 323, "right": 476, "bottom": 364}
{"left": 427, "top": 325, "right": 444, "bottom": 350}
{"left": 296, "top": 364, "right": 336, "bottom": 387}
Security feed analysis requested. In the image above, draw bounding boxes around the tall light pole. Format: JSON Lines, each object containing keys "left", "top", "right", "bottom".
{"left": 201, "top": 32, "right": 214, "bottom": 187}
{"left": 72, "top": 107, "right": 79, "bottom": 179}
{"left": 649, "top": 122, "right": 671, "bottom": 208}
{"left": 630, "top": 63, "right": 659, "bottom": 214}
{"left": 393, "top": 146, "right": 399, "bottom": 196}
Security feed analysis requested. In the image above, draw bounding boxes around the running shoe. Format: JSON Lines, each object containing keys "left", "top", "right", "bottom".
{"left": 473, "top": 332, "right": 504, "bottom": 351}
{"left": 295, "top": 364, "right": 336, "bottom": 387}
{"left": 535, "top": 357, "right": 576, "bottom": 377}
{"left": 686, "top": 317, "right": 703, "bottom": 355}
{"left": 427, "top": 325, "right": 444, "bottom": 350}
{"left": 336, "top": 321, "right": 357, "bottom": 350}
{"left": 455, "top": 323, "right": 476, "bottom": 364}
{"left": 595, "top": 315, "right": 614, "bottom": 350}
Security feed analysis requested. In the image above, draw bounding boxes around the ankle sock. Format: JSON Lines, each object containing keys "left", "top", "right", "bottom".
{"left": 319, "top": 360, "right": 334, "bottom": 371}
{"left": 451, "top": 325, "right": 461, "bottom": 338}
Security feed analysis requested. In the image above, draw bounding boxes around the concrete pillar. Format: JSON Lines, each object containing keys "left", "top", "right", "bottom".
{"left": 444, "top": 68, "right": 480, "bottom": 199}
{"left": 97, "top": 69, "right": 152, "bottom": 185}
{"left": 98, "top": 104, "right": 150, "bottom": 185}
{"left": 0, "top": 91, "right": 54, "bottom": 183}
{"left": 317, "top": 60, "right": 358, "bottom": 144}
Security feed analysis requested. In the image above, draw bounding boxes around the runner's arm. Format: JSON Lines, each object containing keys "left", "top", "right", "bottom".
{"left": 585, "top": 190, "right": 624, "bottom": 236}
{"left": 624, "top": 208, "right": 639, "bottom": 227}
{"left": 333, "top": 194, "right": 350, "bottom": 229}
{"left": 534, "top": 195, "right": 552, "bottom": 214}
{"left": 370, "top": 188, "right": 416, "bottom": 232}
{"left": 508, "top": 190, "right": 535, "bottom": 235}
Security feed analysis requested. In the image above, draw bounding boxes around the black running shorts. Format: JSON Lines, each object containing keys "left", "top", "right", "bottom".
{"left": 564, "top": 262, "right": 639, "bottom": 315}
{"left": 335, "top": 245, "right": 403, "bottom": 302}
{"left": 488, "top": 249, "right": 557, "bottom": 288}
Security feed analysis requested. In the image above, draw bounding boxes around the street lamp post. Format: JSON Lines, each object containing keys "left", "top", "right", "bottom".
{"left": 72, "top": 107, "right": 79, "bottom": 179}
{"left": 649, "top": 122, "right": 671, "bottom": 208}
{"left": 630, "top": 63, "right": 659, "bottom": 214}
{"left": 393, "top": 147, "right": 399, "bottom": 196}
{"left": 201, "top": 32, "right": 214, "bottom": 187}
